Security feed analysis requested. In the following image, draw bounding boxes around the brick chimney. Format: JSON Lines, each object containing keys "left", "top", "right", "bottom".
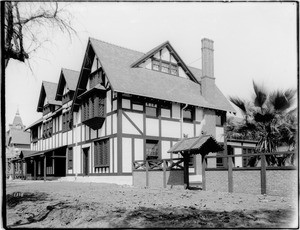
{"left": 201, "top": 38, "right": 215, "bottom": 99}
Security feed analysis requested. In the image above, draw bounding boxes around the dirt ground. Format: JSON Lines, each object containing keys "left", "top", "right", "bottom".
{"left": 5, "top": 180, "right": 298, "bottom": 228}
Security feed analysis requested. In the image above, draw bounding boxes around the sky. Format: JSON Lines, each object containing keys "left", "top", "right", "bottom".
{"left": 5, "top": 2, "right": 298, "bottom": 130}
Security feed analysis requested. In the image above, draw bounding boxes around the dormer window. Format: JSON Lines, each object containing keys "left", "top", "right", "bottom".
{"left": 151, "top": 57, "right": 178, "bottom": 76}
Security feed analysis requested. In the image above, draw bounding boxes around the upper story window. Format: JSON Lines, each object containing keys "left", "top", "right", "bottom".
{"left": 152, "top": 58, "right": 178, "bottom": 76}
{"left": 62, "top": 110, "right": 72, "bottom": 132}
{"left": 146, "top": 102, "right": 158, "bottom": 117}
{"left": 216, "top": 112, "right": 225, "bottom": 126}
{"left": 42, "top": 119, "right": 53, "bottom": 139}
{"left": 183, "top": 107, "right": 194, "bottom": 122}
{"left": 31, "top": 127, "right": 38, "bottom": 142}
{"left": 160, "top": 103, "right": 171, "bottom": 118}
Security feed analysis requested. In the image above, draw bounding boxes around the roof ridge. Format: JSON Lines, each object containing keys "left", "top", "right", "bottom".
{"left": 62, "top": 68, "right": 80, "bottom": 73}
{"left": 89, "top": 37, "right": 144, "bottom": 55}
{"left": 42, "top": 80, "right": 57, "bottom": 85}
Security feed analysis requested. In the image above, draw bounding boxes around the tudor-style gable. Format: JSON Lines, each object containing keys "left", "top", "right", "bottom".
{"left": 55, "top": 68, "right": 80, "bottom": 104}
{"left": 72, "top": 40, "right": 109, "bottom": 130}
{"left": 131, "top": 41, "right": 199, "bottom": 83}
{"left": 37, "top": 81, "right": 61, "bottom": 115}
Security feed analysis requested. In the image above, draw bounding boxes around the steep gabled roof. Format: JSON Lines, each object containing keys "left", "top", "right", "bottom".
{"left": 55, "top": 68, "right": 80, "bottom": 100}
{"left": 131, "top": 41, "right": 198, "bottom": 83}
{"left": 37, "top": 81, "right": 61, "bottom": 112}
{"left": 73, "top": 38, "right": 235, "bottom": 112}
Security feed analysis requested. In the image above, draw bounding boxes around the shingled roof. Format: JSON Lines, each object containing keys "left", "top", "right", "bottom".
{"left": 37, "top": 81, "right": 61, "bottom": 112}
{"left": 55, "top": 68, "right": 80, "bottom": 100}
{"left": 72, "top": 38, "right": 234, "bottom": 112}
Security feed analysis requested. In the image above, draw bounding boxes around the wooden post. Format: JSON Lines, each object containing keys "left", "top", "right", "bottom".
{"left": 183, "top": 153, "right": 189, "bottom": 189}
{"left": 228, "top": 156, "right": 233, "bottom": 193}
{"left": 44, "top": 155, "right": 47, "bottom": 182}
{"left": 145, "top": 160, "right": 149, "bottom": 188}
{"left": 12, "top": 162, "right": 15, "bottom": 180}
{"left": 33, "top": 158, "right": 37, "bottom": 180}
{"left": 202, "top": 155, "right": 206, "bottom": 191}
{"left": 163, "top": 160, "right": 167, "bottom": 188}
{"left": 260, "top": 153, "right": 267, "bottom": 194}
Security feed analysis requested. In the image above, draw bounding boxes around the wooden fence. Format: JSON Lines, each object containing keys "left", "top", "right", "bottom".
{"left": 203, "top": 151, "right": 296, "bottom": 195}
{"left": 133, "top": 158, "right": 184, "bottom": 188}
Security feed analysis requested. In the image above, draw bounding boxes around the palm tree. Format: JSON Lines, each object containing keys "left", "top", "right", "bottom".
{"left": 227, "top": 81, "right": 297, "bottom": 166}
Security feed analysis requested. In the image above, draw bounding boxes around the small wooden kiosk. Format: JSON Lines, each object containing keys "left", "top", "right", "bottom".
{"left": 168, "top": 135, "right": 223, "bottom": 189}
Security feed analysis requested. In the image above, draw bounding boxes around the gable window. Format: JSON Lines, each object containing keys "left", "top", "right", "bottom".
{"left": 161, "top": 62, "right": 169, "bottom": 73}
{"left": 152, "top": 60, "right": 160, "bottom": 71}
{"left": 146, "top": 140, "right": 159, "bottom": 160}
{"left": 146, "top": 103, "right": 158, "bottom": 117}
{"left": 94, "top": 139, "right": 109, "bottom": 168}
{"left": 68, "top": 147, "right": 73, "bottom": 170}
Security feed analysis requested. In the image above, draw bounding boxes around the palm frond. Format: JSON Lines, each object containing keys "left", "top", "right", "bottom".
{"left": 253, "top": 81, "right": 267, "bottom": 108}
{"left": 269, "top": 89, "right": 296, "bottom": 112}
{"left": 229, "top": 96, "right": 247, "bottom": 114}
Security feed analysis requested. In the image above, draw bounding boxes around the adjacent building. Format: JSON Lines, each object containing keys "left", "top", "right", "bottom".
{"left": 23, "top": 37, "right": 235, "bottom": 184}
{"left": 6, "top": 110, "right": 31, "bottom": 178}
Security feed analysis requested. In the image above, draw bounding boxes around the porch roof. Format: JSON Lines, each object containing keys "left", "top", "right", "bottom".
{"left": 23, "top": 145, "right": 67, "bottom": 159}
{"left": 168, "top": 135, "right": 223, "bottom": 155}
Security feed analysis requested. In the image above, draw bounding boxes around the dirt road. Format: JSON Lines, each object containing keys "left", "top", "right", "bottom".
{"left": 5, "top": 180, "right": 298, "bottom": 228}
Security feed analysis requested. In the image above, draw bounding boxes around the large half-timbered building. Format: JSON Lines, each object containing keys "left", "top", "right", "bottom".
{"left": 24, "top": 38, "right": 235, "bottom": 184}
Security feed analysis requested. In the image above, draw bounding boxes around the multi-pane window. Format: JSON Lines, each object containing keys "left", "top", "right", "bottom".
{"left": 82, "top": 95, "right": 105, "bottom": 122}
{"left": 94, "top": 139, "right": 109, "bottom": 168}
{"left": 145, "top": 103, "right": 158, "bottom": 117}
{"left": 146, "top": 140, "right": 159, "bottom": 160}
{"left": 152, "top": 58, "right": 178, "bottom": 76}
{"left": 42, "top": 119, "right": 53, "bottom": 138}
{"left": 68, "top": 147, "right": 73, "bottom": 170}
{"left": 62, "top": 111, "right": 72, "bottom": 132}
{"left": 152, "top": 60, "right": 160, "bottom": 71}
{"left": 188, "top": 155, "right": 195, "bottom": 168}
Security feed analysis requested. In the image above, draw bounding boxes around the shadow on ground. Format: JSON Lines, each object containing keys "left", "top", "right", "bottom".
{"left": 6, "top": 192, "right": 48, "bottom": 208}
{"left": 109, "top": 206, "right": 295, "bottom": 228}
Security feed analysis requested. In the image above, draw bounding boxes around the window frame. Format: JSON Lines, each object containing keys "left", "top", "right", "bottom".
{"left": 145, "top": 139, "right": 159, "bottom": 160}
{"left": 94, "top": 138, "right": 110, "bottom": 168}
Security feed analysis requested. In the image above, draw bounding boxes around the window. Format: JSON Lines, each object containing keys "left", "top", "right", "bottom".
{"left": 94, "top": 139, "right": 109, "bottom": 167}
{"left": 131, "top": 99, "right": 144, "bottom": 111}
{"left": 62, "top": 111, "right": 72, "bottom": 132}
{"left": 68, "top": 147, "right": 73, "bottom": 170}
{"left": 152, "top": 60, "right": 160, "bottom": 71}
{"left": 32, "top": 127, "right": 38, "bottom": 142}
{"left": 152, "top": 57, "right": 178, "bottom": 76}
{"left": 183, "top": 107, "right": 194, "bottom": 121}
{"left": 146, "top": 103, "right": 158, "bottom": 117}
{"left": 42, "top": 119, "right": 53, "bottom": 139}
{"left": 82, "top": 95, "right": 105, "bottom": 122}
{"left": 216, "top": 112, "right": 225, "bottom": 126}
{"left": 146, "top": 140, "right": 159, "bottom": 160}
{"left": 161, "top": 103, "right": 171, "bottom": 118}
{"left": 216, "top": 153, "right": 224, "bottom": 168}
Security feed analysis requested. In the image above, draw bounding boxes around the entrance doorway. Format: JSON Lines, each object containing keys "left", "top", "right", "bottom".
{"left": 82, "top": 148, "right": 89, "bottom": 176}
